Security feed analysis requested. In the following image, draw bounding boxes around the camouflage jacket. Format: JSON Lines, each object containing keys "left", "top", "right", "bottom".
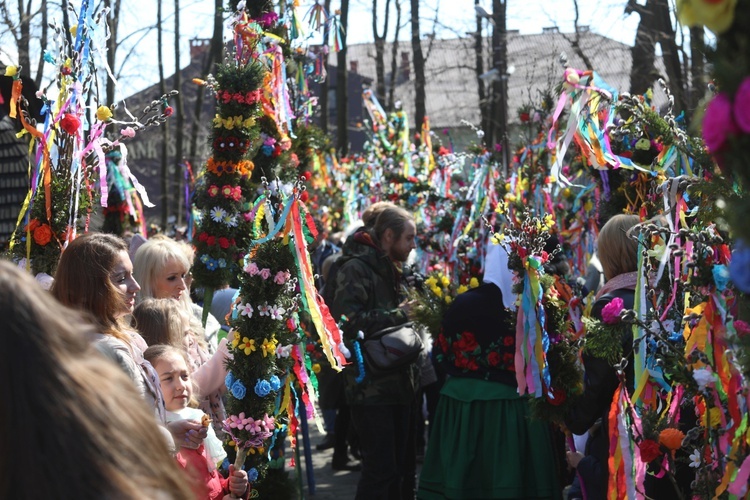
{"left": 329, "top": 229, "right": 419, "bottom": 405}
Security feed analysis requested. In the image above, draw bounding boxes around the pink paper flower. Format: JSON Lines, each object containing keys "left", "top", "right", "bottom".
{"left": 601, "top": 297, "right": 624, "bottom": 325}
{"left": 274, "top": 270, "right": 290, "bottom": 285}
{"left": 733, "top": 77, "right": 750, "bottom": 133}
{"left": 259, "top": 268, "right": 272, "bottom": 280}
{"left": 703, "top": 92, "right": 738, "bottom": 152}
{"left": 121, "top": 126, "right": 136, "bottom": 138}
{"left": 244, "top": 262, "right": 259, "bottom": 275}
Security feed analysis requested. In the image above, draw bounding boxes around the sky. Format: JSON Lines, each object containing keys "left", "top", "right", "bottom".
{"left": 1, "top": 0, "right": 643, "bottom": 101}
{"left": 110, "top": 0, "right": 643, "bottom": 99}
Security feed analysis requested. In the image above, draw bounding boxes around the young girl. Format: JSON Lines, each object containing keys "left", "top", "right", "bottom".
{"left": 145, "top": 345, "right": 249, "bottom": 500}
{"left": 134, "top": 297, "right": 230, "bottom": 437}
{"left": 134, "top": 238, "right": 229, "bottom": 436}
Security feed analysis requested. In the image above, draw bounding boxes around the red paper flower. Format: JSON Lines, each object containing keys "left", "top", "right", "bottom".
{"left": 164, "top": 106, "right": 174, "bottom": 116}
{"left": 218, "top": 237, "right": 230, "bottom": 249}
{"left": 300, "top": 191, "right": 309, "bottom": 202}
{"left": 639, "top": 439, "right": 662, "bottom": 463}
{"left": 60, "top": 114, "right": 81, "bottom": 135}
{"left": 487, "top": 351, "right": 501, "bottom": 366}
{"left": 208, "top": 185, "right": 220, "bottom": 197}
{"left": 33, "top": 224, "right": 53, "bottom": 246}
{"left": 546, "top": 387, "right": 566, "bottom": 406}
{"left": 197, "top": 232, "right": 209, "bottom": 242}
{"left": 503, "top": 336, "right": 514, "bottom": 347}
{"left": 206, "top": 236, "right": 216, "bottom": 246}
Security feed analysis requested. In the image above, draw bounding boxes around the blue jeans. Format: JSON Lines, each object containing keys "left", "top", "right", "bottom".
{"left": 351, "top": 404, "right": 412, "bottom": 500}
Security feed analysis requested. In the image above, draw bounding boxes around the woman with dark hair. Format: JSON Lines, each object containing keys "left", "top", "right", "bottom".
{"left": 418, "top": 241, "right": 560, "bottom": 499}
{"left": 0, "top": 260, "right": 195, "bottom": 499}
{"left": 51, "top": 233, "right": 205, "bottom": 447}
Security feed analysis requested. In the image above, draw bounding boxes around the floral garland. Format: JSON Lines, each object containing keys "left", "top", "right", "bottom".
{"left": 191, "top": 28, "right": 265, "bottom": 292}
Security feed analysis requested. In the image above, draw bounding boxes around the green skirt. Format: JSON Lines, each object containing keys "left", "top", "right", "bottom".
{"left": 417, "top": 377, "right": 561, "bottom": 500}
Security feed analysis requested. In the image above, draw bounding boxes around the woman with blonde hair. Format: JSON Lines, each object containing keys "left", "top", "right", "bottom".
{"left": 0, "top": 260, "right": 196, "bottom": 499}
{"left": 133, "top": 237, "right": 230, "bottom": 436}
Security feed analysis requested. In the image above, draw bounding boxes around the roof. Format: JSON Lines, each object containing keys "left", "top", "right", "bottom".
{"left": 331, "top": 30, "right": 667, "bottom": 128}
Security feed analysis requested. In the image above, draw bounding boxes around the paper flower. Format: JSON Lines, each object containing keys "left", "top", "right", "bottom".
{"left": 703, "top": 93, "right": 738, "bottom": 152}
{"left": 230, "top": 379, "right": 247, "bottom": 400}
{"left": 269, "top": 375, "right": 281, "bottom": 391}
{"left": 689, "top": 449, "right": 702, "bottom": 468}
{"left": 225, "top": 372, "right": 235, "bottom": 389}
{"left": 238, "top": 337, "right": 256, "bottom": 355}
{"left": 269, "top": 305, "right": 285, "bottom": 321}
{"left": 33, "top": 224, "right": 53, "bottom": 246}
{"left": 259, "top": 268, "right": 272, "bottom": 280}
{"left": 248, "top": 467, "right": 259, "bottom": 482}
{"left": 238, "top": 303, "right": 254, "bottom": 317}
{"left": 60, "top": 113, "right": 81, "bottom": 135}
{"left": 712, "top": 264, "right": 730, "bottom": 291}
{"left": 638, "top": 439, "right": 662, "bottom": 463}
{"left": 658, "top": 428, "right": 685, "bottom": 451}
{"left": 121, "top": 126, "right": 135, "bottom": 138}
{"left": 676, "top": 0, "right": 737, "bottom": 34}
{"left": 734, "top": 77, "right": 750, "bottom": 133}
{"left": 208, "top": 185, "right": 220, "bottom": 197}
{"left": 254, "top": 379, "right": 272, "bottom": 397}
{"left": 96, "top": 105, "right": 113, "bottom": 121}
{"left": 692, "top": 367, "right": 714, "bottom": 391}
{"left": 210, "top": 206, "right": 227, "bottom": 222}
{"left": 274, "top": 270, "right": 290, "bottom": 285}
{"left": 734, "top": 320, "right": 750, "bottom": 337}
{"left": 258, "top": 303, "right": 270, "bottom": 316}
{"left": 260, "top": 338, "right": 277, "bottom": 357}
{"left": 601, "top": 297, "right": 624, "bottom": 325}
{"left": 4, "top": 65, "right": 18, "bottom": 77}
{"left": 244, "top": 261, "right": 260, "bottom": 275}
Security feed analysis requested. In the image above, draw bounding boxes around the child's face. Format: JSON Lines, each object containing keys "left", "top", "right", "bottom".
{"left": 154, "top": 352, "right": 192, "bottom": 412}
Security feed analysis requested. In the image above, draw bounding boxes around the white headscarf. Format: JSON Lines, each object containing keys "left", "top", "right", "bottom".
{"left": 483, "top": 240, "right": 517, "bottom": 310}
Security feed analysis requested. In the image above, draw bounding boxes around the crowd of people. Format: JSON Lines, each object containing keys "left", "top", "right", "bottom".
{"left": 1, "top": 201, "right": 694, "bottom": 500}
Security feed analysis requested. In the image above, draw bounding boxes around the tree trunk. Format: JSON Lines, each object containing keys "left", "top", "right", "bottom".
{"left": 387, "top": 0, "right": 401, "bottom": 111}
{"left": 17, "top": 0, "right": 32, "bottom": 79}
{"left": 372, "top": 0, "right": 391, "bottom": 107}
{"left": 173, "top": 0, "right": 185, "bottom": 224}
{"left": 628, "top": 0, "right": 658, "bottom": 96}
{"left": 158, "top": 0, "right": 170, "bottom": 228}
{"left": 34, "top": 0, "right": 47, "bottom": 88}
{"left": 490, "top": 0, "right": 508, "bottom": 155}
{"left": 688, "top": 26, "right": 705, "bottom": 112}
{"left": 105, "top": 0, "right": 122, "bottom": 109}
{"left": 570, "top": 0, "right": 593, "bottom": 70}
{"left": 653, "top": 0, "right": 685, "bottom": 114}
{"left": 320, "top": 0, "right": 332, "bottom": 133}
{"left": 410, "top": 0, "right": 426, "bottom": 135}
{"left": 475, "top": 0, "right": 488, "bottom": 137}
{"left": 188, "top": 0, "right": 223, "bottom": 169}
{"left": 336, "top": 0, "right": 350, "bottom": 155}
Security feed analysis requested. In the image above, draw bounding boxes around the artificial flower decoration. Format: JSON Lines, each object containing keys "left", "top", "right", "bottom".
{"left": 676, "top": 0, "right": 737, "bottom": 34}
{"left": 601, "top": 297, "right": 625, "bottom": 324}
{"left": 703, "top": 93, "right": 740, "bottom": 154}
{"left": 60, "top": 113, "right": 81, "bottom": 135}
{"left": 32, "top": 223, "right": 53, "bottom": 246}
{"left": 639, "top": 439, "right": 662, "bottom": 463}
{"left": 96, "top": 105, "right": 113, "bottom": 121}
{"left": 658, "top": 428, "right": 686, "bottom": 452}
{"left": 4, "top": 65, "right": 18, "bottom": 77}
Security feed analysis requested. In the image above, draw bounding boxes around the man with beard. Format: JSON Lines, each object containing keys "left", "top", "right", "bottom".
{"left": 330, "top": 205, "right": 419, "bottom": 499}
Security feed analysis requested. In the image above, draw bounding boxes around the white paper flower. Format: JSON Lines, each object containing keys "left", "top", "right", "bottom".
{"left": 269, "top": 305, "right": 286, "bottom": 321}
{"left": 276, "top": 345, "right": 293, "bottom": 358}
{"left": 238, "top": 303, "right": 254, "bottom": 318}
{"left": 210, "top": 206, "right": 227, "bottom": 222}
{"left": 224, "top": 214, "right": 238, "bottom": 227}
{"left": 693, "top": 368, "right": 714, "bottom": 391}
{"left": 258, "top": 303, "right": 271, "bottom": 317}
{"left": 689, "top": 449, "right": 701, "bottom": 468}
